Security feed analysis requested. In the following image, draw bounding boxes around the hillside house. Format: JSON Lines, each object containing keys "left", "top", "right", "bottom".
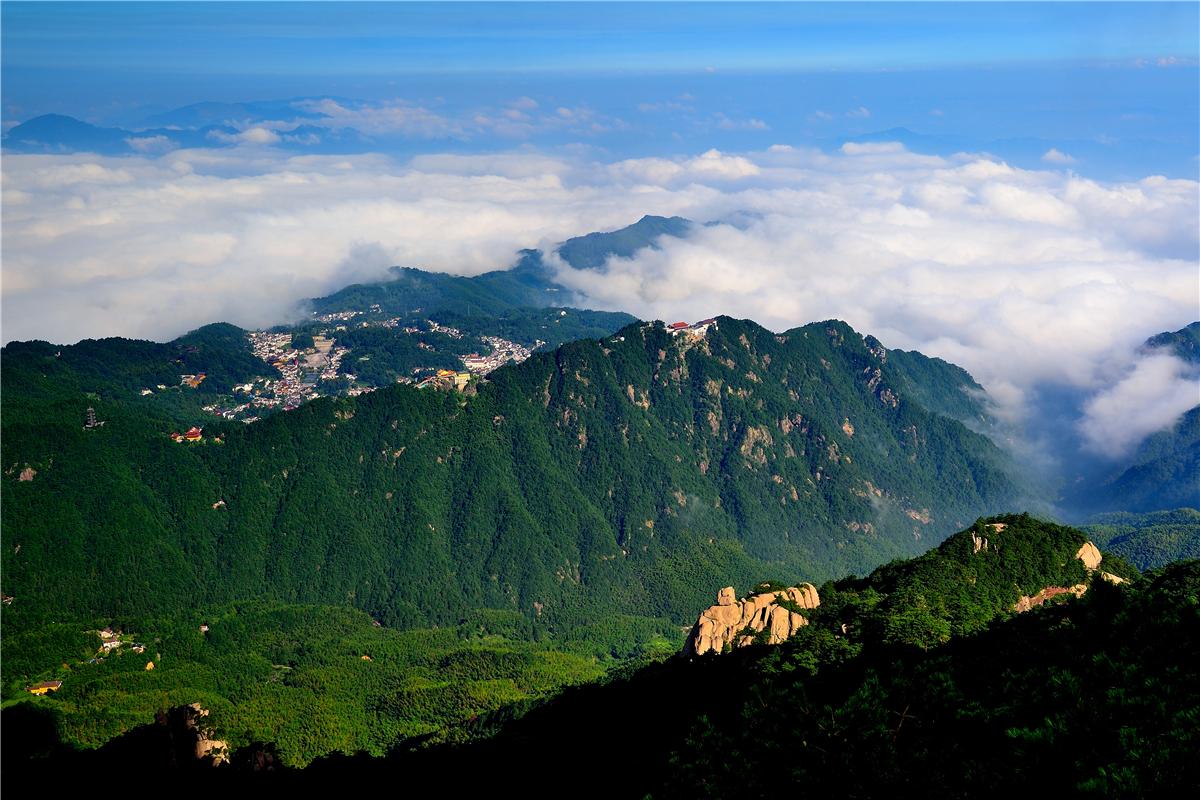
{"left": 83, "top": 406, "right": 105, "bottom": 429}
{"left": 26, "top": 681, "right": 62, "bottom": 695}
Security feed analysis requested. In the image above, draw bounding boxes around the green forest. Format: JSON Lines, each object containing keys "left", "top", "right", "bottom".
{"left": 9, "top": 514, "right": 1195, "bottom": 797}
{"left": 2, "top": 316, "right": 1036, "bottom": 638}
{"left": 4, "top": 304, "right": 1196, "bottom": 787}
{"left": 1083, "top": 508, "right": 1200, "bottom": 569}
{"left": 2, "top": 601, "right": 680, "bottom": 767}
{"left": 298, "top": 515, "right": 1194, "bottom": 796}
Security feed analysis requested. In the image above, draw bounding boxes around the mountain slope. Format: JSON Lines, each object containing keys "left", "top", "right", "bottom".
{"left": 1083, "top": 508, "right": 1200, "bottom": 569}
{"left": 555, "top": 214, "right": 691, "bottom": 269}
{"left": 2, "top": 114, "right": 237, "bottom": 154}
{"left": 308, "top": 215, "right": 692, "bottom": 319}
{"left": 309, "top": 251, "right": 568, "bottom": 319}
{"left": 2, "top": 316, "right": 1033, "bottom": 637}
{"left": 1, "top": 322, "right": 269, "bottom": 424}
{"left": 334, "top": 536, "right": 1190, "bottom": 797}
{"left": 1144, "top": 321, "right": 1200, "bottom": 364}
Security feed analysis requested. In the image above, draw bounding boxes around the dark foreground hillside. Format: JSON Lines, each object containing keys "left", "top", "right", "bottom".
{"left": 9, "top": 516, "right": 1195, "bottom": 797}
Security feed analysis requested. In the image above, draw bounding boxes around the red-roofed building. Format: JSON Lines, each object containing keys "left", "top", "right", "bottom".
{"left": 184, "top": 427, "right": 203, "bottom": 442}
{"left": 668, "top": 321, "right": 689, "bottom": 330}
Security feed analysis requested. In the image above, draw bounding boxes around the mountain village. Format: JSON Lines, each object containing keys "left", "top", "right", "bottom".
{"left": 162, "top": 313, "right": 544, "bottom": 438}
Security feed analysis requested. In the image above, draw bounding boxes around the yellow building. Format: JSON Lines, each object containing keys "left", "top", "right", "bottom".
{"left": 26, "top": 680, "right": 62, "bottom": 695}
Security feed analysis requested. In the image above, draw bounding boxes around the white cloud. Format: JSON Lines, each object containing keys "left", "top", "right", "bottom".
{"left": 1078, "top": 354, "right": 1199, "bottom": 457}
{"left": 841, "top": 141, "right": 906, "bottom": 156}
{"left": 2, "top": 141, "right": 1196, "bottom": 458}
{"left": 207, "top": 126, "right": 282, "bottom": 146}
{"left": 293, "top": 98, "right": 459, "bottom": 138}
{"left": 808, "top": 110, "right": 834, "bottom": 123}
{"left": 125, "top": 135, "right": 177, "bottom": 154}
{"left": 608, "top": 148, "right": 760, "bottom": 184}
{"left": 471, "top": 103, "right": 627, "bottom": 139}
{"left": 1042, "top": 148, "right": 1077, "bottom": 165}
{"left": 846, "top": 106, "right": 872, "bottom": 119}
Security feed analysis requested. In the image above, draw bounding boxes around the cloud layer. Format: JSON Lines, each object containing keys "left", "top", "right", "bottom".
{"left": 1078, "top": 353, "right": 1199, "bottom": 458}
{"left": 2, "top": 140, "right": 1196, "bottom": 458}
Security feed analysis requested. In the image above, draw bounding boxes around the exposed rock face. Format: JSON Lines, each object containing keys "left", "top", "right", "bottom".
{"left": 686, "top": 583, "right": 819, "bottom": 655}
{"left": 1014, "top": 584, "right": 1088, "bottom": 612}
{"left": 1076, "top": 542, "right": 1102, "bottom": 571}
{"left": 1013, "top": 538, "right": 1120, "bottom": 612}
{"left": 184, "top": 704, "right": 229, "bottom": 765}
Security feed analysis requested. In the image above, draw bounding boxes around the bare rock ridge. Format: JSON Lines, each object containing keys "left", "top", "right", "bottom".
{"left": 685, "top": 583, "right": 820, "bottom": 655}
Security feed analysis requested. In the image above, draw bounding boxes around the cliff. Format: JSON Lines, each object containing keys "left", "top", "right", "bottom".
{"left": 686, "top": 582, "right": 820, "bottom": 655}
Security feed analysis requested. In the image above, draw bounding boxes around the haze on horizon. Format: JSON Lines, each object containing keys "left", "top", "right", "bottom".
{"left": 1, "top": 1, "right": 1198, "bottom": 468}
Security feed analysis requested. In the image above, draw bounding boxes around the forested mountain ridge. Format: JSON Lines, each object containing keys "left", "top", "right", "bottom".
{"left": 310, "top": 252, "right": 565, "bottom": 319}
{"left": 2, "top": 323, "right": 268, "bottom": 412}
{"left": 1145, "top": 320, "right": 1200, "bottom": 364}
{"left": 554, "top": 214, "right": 691, "bottom": 270}
{"left": 1083, "top": 508, "right": 1200, "bottom": 569}
{"left": 2, "top": 315, "right": 1033, "bottom": 637}
{"left": 308, "top": 214, "right": 692, "bottom": 319}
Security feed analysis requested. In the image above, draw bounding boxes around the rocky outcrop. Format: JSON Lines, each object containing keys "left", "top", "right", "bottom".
{"left": 182, "top": 704, "right": 228, "bottom": 765}
{"left": 1014, "top": 584, "right": 1087, "bottom": 612}
{"left": 1013, "top": 538, "right": 1122, "bottom": 612}
{"left": 1075, "top": 542, "right": 1102, "bottom": 571}
{"left": 685, "top": 583, "right": 819, "bottom": 655}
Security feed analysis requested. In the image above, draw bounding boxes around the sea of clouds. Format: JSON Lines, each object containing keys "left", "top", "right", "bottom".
{"left": 2, "top": 140, "right": 1196, "bottom": 460}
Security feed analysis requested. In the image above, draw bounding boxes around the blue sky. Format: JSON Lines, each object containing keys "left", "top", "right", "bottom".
{"left": 4, "top": 2, "right": 1197, "bottom": 76}
{"left": 3, "top": 2, "right": 1198, "bottom": 179}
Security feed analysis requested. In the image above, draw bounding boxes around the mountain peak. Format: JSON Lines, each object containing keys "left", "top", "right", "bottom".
{"left": 556, "top": 215, "right": 692, "bottom": 270}
{"left": 1144, "top": 321, "right": 1200, "bottom": 364}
